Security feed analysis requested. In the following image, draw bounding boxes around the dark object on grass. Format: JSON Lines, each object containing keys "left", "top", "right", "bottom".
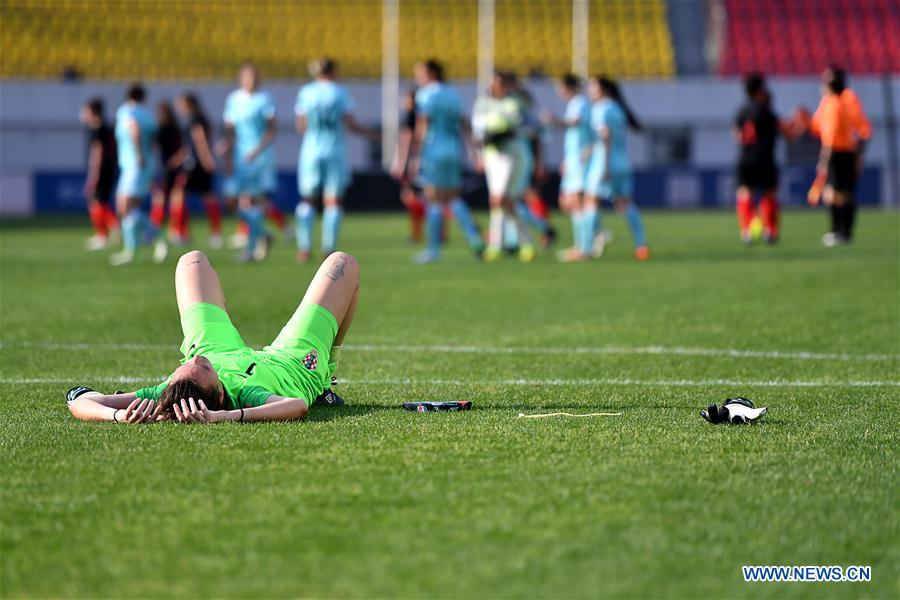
{"left": 701, "top": 397, "right": 767, "bottom": 424}
{"left": 402, "top": 401, "right": 472, "bottom": 412}
{"left": 313, "top": 388, "right": 345, "bottom": 407}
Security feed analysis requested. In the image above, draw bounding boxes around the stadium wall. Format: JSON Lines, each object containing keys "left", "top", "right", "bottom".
{"left": 1, "top": 76, "right": 897, "bottom": 215}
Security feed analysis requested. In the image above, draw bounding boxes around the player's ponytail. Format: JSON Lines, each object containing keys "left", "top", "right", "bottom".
{"left": 598, "top": 76, "right": 642, "bottom": 131}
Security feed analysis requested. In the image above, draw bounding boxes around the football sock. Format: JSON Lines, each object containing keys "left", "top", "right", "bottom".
{"left": 488, "top": 208, "right": 505, "bottom": 249}
{"left": 579, "top": 207, "right": 598, "bottom": 256}
{"left": 624, "top": 203, "right": 647, "bottom": 248}
{"left": 842, "top": 201, "right": 857, "bottom": 240}
{"left": 240, "top": 205, "right": 264, "bottom": 255}
{"left": 449, "top": 198, "right": 481, "bottom": 248}
{"left": 759, "top": 193, "right": 779, "bottom": 238}
{"left": 122, "top": 208, "right": 140, "bottom": 252}
{"left": 88, "top": 203, "right": 108, "bottom": 237}
{"left": 267, "top": 204, "right": 287, "bottom": 230}
{"left": 570, "top": 210, "right": 583, "bottom": 250}
{"left": 426, "top": 202, "right": 443, "bottom": 255}
{"left": 736, "top": 195, "right": 754, "bottom": 232}
{"left": 512, "top": 212, "right": 535, "bottom": 247}
{"left": 322, "top": 205, "right": 343, "bottom": 252}
{"left": 830, "top": 204, "right": 841, "bottom": 234}
{"left": 170, "top": 201, "right": 188, "bottom": 238}
{"left": 204, "top": 199, "right": 222, "bottom": 234}
{"left": 295, "top": 202, "right": 315, "bottom": 251}
{"left": 517, "top": 201, "right": 549, "bottom": 234}
{"left": 408, "top": 198, "right": 425, "bottom": 242}
{"left": 103, "top": 204, "right": 120, "bottom": 232}
{"left": 503, "top": 217, "right": 519, "bottom": 248}
{"left": 150, "top": 202, "right": 166, "bottom": 228}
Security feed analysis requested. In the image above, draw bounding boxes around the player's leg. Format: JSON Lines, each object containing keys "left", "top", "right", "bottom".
{"left": 759, "top": 186, "right": 779, "bottom": 243}
{"left": 174, "top": 249, "right": 227, "bottom": 314}
{"left": 416, "top": 185, "right": 444, "bottom": 263}
{"left": 321, "top": 158, "right": 349, "bottom": 256}
{"left": 296, "top": 157, "right": 321, "bottom": 261}
{"left": 201, "top": 190, "right": 223, "bottom": 248}
{"left": 441, "top": 155, "right": 483, "bottom": 256}
{"left": 168, "top": 172, "right": 189, "bottom": 244}
{"left": 237, "top": 194, "right": 266, "bottom": 262}
{"left": 400, "top": 181, "right": 425, "bottom": 242}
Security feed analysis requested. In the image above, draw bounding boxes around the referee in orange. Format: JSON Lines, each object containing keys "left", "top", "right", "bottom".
{"left": 805, "top": 66, "right": 872, "bottom": 247}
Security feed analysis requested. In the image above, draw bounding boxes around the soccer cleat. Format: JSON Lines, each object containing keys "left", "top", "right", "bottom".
{"left": 296, "top": 249, "right": 312, "bottom": 263}
{"left": 471, "top": 240, "right": 486, "bottom": 261}
{"left": 169, "top": 233, "right": 189, "bottom": 247}
{"left": 252, "top": 234, "right": 270, "bottom": 262}
{"left": 208, "top": 233, "right": 224, "bottom": 249}
{"left": 592, "top": 229, "right": 612, "bottom": 258}
{"left": 518, "top": 244, "right": 536, "bottom": 263}
{"left": 109, "top": 250, "right": 135, "bottom": 266}
{"left": 85, "top": 235, "right": 109, "bottom": 251}
{"left": 152, "top": 239, "right": 169, "bottom": 264}
{"left": 483, "top": 246, "right": 501, "bottom": 262}
{"left": 415, "top": 249, "right": 440, "bottom": 264}
{"left": 763, "top": 232, "right": 779, "bottom": 245}
{"left": 701, "top": 397, "right": 767, "bottom": 424}
{"left": 539, "top": 227, "right": 557, "bottom": 250}
{"left": 821, "top": 232, "right": 846, "bottom": 248}
{"left": 634, "top": 246, "right": 651, "bottom": 261}
{"left": 312, "top": 388, "right": 345, "bottom": 407}
{"left": 558, "top": 248, "right": 589, "bottom": 262}
{"left": 740, "top": 229, "right": 753, "bottom": 245}
{"left": 749, "top": 215, "right": 764, "bottom": 241}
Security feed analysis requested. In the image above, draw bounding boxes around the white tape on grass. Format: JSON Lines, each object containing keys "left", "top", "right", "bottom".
{"left": 1, "top": 340, "right": 896, "bottom": 362}
{"left": 3, "top": 376, "right": 898, "bottom": 388}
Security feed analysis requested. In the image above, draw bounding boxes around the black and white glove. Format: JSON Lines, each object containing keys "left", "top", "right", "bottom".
{"left": 701, "top": 397, "right": 767, "bottom": 424}
{"left": 65, "top": 386, "right": 96, "bottom": 406}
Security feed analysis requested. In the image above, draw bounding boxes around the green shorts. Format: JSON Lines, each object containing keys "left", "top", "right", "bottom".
{"left": 179, "top": 302, "right": 339, "bottom": 398}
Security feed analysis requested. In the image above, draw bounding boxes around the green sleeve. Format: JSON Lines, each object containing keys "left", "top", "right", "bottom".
{"left": 236, "top": 386, "right": 274, "bottom": 408}
{"left": 135, "top": 382, "right": 167, "bottom": 400}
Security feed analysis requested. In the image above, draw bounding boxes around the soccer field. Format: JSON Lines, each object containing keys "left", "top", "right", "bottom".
{"left": 1, "top": 210, "right": 897, "bottom": 598}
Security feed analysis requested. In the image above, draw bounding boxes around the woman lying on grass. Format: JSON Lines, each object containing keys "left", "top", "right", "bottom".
{"left": 67, "top": 249, "right": 358, "bottom": 424}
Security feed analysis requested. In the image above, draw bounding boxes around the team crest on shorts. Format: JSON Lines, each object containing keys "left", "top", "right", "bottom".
{"left": 302, "top": 349, "right": 318, "bottom": 370}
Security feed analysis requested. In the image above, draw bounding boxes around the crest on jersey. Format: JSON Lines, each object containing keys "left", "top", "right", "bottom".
{"left": 302, "top": 349, "right": 318, "bottom": 370}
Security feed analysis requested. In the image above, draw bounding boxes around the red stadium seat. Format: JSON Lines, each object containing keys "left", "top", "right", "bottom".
{"left": 719, "top": 0, "right": 900, "bottom": 75}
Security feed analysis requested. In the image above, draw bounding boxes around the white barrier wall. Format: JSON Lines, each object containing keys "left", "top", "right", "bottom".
{"left": 1, "top": 75, "right": 897, "bottom": 213}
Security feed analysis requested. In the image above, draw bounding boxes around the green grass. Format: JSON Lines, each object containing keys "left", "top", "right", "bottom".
{"left": 1, "top": 210, "right": 898, "bottom": 599}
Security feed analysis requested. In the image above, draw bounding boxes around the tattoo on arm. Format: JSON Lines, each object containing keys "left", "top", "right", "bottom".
{"left": 326, "top": 257, "right": 346, "bottom": 281}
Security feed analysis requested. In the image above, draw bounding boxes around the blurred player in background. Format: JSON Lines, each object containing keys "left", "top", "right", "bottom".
{"left": 410, "top": 59, "right": 484, "bottom": 264}
{"left": 150, "top": 101, "right": 188, "bottom": 245}
{"left": 578, "top": 76, "right": 649, "bottom": 262}
{"left": 803, "top": 66, "right": 871, "bottom": 247}
{"left": 220, "top": 63, "right": 277, "bottom": 262}
{"left": 509, "top": 78, "right": 555, "bottom": 249}
{"left": 472, "top": 70, "right": 535, "bottom": 262}
{"left": 390, "top": 88, "right": 426, "bottom": 243}
{"left": 542, "top": 73, "right": 593, "bottom": 256}
{"left": 176, "top": 92, "right": 223, "bottom": 248}
{"left": 79, "top": 97, "right": 119, "bottom": 250}
{"left": 733, "top": 72, "right": 793, "bottom": 244}
{"left": 110, "top": 83, "right": 167, "bottom": 266}
{"left": 294, "top": 58, "right": 371, "bottom": 262}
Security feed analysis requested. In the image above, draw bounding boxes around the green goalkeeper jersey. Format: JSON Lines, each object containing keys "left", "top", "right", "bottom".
{"left": 135, "top": 302, "right": 337, "bottom": 409}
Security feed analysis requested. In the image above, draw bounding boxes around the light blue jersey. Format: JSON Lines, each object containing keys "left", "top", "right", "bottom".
{"left": 585, "top": 99, "right": 632, "bottom": 199}
{"left": 416, "top": 82, "right": 463, "bottom": 189}
{"left": 296, "top": 80, "right": 353, "bottom": 160}
{"left": 115, "top": 103, "right": 157, "bottom": 172}
{"left": 223, "top": 89, "right": 276, "bottom": 196}
{"left": 560, "top": 94, "right": 593, "bottom": 194}
{"left": 295, "top": 80, "right": 353, "bottom": 198}
{"left": 115, "top": 102, "right": 157, "bottom": 198}
{"left": 590, "top": 98, "right": 630, "bottom": 175}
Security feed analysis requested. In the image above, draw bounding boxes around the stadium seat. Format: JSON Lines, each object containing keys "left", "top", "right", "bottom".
{"left": 719, "top": 0, "right": 900, "bottom": 75}
{"left": 1, "top": 0, "right": 675, "bottom": 80}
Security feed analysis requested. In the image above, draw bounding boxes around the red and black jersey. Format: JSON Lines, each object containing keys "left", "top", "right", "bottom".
{"left": 734, "top": 100, "right": 779, "bottom": 165}
{"left": 88, "top": 122, "right": 117, "bottom": 185}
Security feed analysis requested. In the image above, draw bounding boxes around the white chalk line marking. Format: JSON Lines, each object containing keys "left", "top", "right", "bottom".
{"left": 0, "top": 340, "right": 896, "bottom": 362}
{"left": 2, "top": 376, "right": 898, "bottom": 388}
{"left": 518, "top": 411, "right": 623, "bottom": 418}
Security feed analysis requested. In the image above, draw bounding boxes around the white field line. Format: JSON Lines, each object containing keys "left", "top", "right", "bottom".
{"left": 1, "top": 340, "right": 896, "bottom": 362}
{"left": 2, "top": 375, "right": 898, "bottom": 388}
